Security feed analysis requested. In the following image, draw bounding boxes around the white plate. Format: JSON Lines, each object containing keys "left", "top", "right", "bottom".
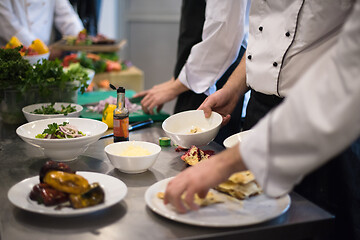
{"left": 8, "top": 171, "right": 127, "bottom": 217}
{"left": 145, "top": 177, "right": 290, "bottom": 227}
{"left": 223, "top": 130, "right": 253, "bottom": 149}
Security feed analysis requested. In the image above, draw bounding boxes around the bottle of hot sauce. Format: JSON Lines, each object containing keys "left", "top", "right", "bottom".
{"left": 113, "top": 86, "right": 129, "bottom": 142}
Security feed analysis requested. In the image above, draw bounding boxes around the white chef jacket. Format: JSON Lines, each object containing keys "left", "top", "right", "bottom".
{"left": 246, "top": 0, "right": 354, "bottom": 97}
{"left": 241, "top": 0, "right": 360, "bottom": 197}
{"left": 178, "top": 0, "right": 250, "bottom": 96}
{"left": 0, "top": 0, "right": 83, "bottom": 46}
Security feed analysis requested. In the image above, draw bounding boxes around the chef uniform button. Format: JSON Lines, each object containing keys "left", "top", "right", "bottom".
{"left": 248, "top": 55, "right": 252, "bottom": 60}
{"left": 259, "top": 26, "right": 263, "bottom": 32}
{"left": 285, "top": 31, "right": 290, "bottom": 37}
{"left": 273, "top": 62, "right": 278, "bottom": 67}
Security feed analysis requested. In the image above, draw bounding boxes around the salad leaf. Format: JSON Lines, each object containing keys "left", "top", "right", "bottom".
{"left": 31, "top": 103, "right": 76, "bottom": 115}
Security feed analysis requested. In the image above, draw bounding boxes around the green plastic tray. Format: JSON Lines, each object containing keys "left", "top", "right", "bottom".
{"left": 78, "top": 90, "right": 170, "bottom": 122}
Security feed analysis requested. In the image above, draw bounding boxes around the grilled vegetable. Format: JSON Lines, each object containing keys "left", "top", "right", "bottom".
{"left": 29, "top": 183, "right": 69, "bottom": 206}
{"left": 69, "top": 183, "right": 105, "bottom": 209}
{"left": 43, "top": 171, "right": 89, "bottom": 194}
{"left": 39, "top": 160, "right": 75, "bottom": 183}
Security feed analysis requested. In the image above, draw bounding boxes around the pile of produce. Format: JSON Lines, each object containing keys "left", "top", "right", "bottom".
{"left": 30, "top": 161, "right": 105, "bottom": 209}
{"left": 64, "top": 29, "right": 115, "bottom": 46}
{"left": 4, "top": 36, "right": 49, "bottom": 56}
{"left": 0, "top": 47, "right": 89, "bottom": 96}
{"left": 62, "top": 52, "right": 131, "bottom": 74}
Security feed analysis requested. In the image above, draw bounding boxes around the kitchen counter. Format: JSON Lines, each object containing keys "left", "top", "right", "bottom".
{"left": 0, "top": 121, "right": 334, "bottom": 240}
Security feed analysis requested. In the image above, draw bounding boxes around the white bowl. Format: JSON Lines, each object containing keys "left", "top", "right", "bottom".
{"left": 223, "top": 130, "right": 253, "bottom": 148}
{"left": 16, "top": 118, "right": 108, "bottom": 161}
{"left": 22, "top": 102, "right": 83, "bottom": 122}
{"left": 23, "top": 52, "right": 50, "bottom": 65}
{"left": 162, "top": 110, "right": 222, "bottom": 148}
{"left": 105, "top": 141, "right": 161, "bottom": 174}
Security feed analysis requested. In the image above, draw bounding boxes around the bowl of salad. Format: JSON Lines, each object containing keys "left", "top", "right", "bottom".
{"left": 16, "top": 118, "right": 108, "bottom": 161}
{"left": 22, "top": 102, "right": 83, "bottom": 122}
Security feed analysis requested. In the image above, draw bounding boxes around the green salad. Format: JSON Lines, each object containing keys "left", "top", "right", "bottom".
{"left": 31, "top": 103, "right": 76, "bottom": 115}
{"left": 36, "top": 122, "right": 85, "bottom": 139}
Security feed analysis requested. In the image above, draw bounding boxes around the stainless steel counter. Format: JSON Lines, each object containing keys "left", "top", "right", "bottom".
{"left": 0, "top": 121, "right": 334, "bottom": 240}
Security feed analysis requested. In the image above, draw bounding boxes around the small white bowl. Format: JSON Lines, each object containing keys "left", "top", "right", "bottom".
{"left": 105, "top": 141, "right": 161, "bottom": 174}
{"left": 16, "top": 118, "right": 108, "bottom": 161}
{"left": 162, "top": 110, "right": 222, "bottom": 148}
{"left": 223, "top": 130, "right": 253, "bottom": 148}
{"left": 22, "top": 102, "right": 83, "bottom": 122}
{"left": 23, "top": 52, "right": 50, "bottom": 65}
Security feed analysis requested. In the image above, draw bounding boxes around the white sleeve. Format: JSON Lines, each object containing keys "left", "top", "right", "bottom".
{"left": 54, "top": 0, "right": 84, "bottom": 37}
{"left": 178, "top": 0, "right": 249, "bottom": 95}
{"left": 240, "top": 0, "right": 360, "bottom": 198}
{"left": 0, "top": 0, "right": 36, "bottom": 46}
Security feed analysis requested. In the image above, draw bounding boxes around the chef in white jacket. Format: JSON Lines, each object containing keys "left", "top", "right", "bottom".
{"left": 0, "top": 0, "right": 83, "bottom": 46}
{"left": 133, "top": 0, "right": 250, "bottom": 114}
{"left": 164, "top": 0, "right": 360, "bottom": 239}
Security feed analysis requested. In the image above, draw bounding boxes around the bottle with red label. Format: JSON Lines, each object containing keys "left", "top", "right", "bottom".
{"left": 113, "top": 86, "right": 129, "bottom": 142}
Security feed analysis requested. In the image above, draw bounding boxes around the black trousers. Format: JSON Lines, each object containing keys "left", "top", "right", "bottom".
{"left": 173, "top": 0, "right": 245, "bottom": 146}
{"left": 243, "top": 89, "right": 360, "bottom": 240}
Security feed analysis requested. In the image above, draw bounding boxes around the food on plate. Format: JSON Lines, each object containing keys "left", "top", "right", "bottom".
{"left": 180, "top": 148, "right": 261, "bottom": 200}
{"left": 180, "top": 145, "right": 215, "bottom": 166}
{"left": 30, "top": 183, "right": 69, "bottom": 206}
{"left": 30, "top": 161, "right": 105, "bottom": 209}
{"left": 215, "top": 171, "right": 262, "bottom": 200}
{"left": 118, "top": 143, "right": 152, "bottom": 157}
{"left": 31, "top": 103, "right": 76, "bottom": 115}
{"left": 43, "top": 171, "right": 89, "bottom": 194}
{"left": 189, "top": 126, "right": 202, "bottom": 134}
{"left": 39, "top": 160, "right": 75, "bottom": 183}
{"left": 35, "top": 122, "right": 85, "bottom": 139}
{"left": 157, "top": 191, "right": 223, "bottom": 207}
{"left": 69, "top": 182, "right": 105, "bottom": 209}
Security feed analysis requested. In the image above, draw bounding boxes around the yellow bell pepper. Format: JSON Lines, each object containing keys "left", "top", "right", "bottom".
{"left": 5, "top": 36, "right": 22, "bottom": 49}
{"left": 102, "top": 103, "right": 116, "bottom": 128}
{"left": 43, "top": 171, "right": 89, "bottom": 194}
{"left": 29, "top": 39, "right": 49, "bottom": 54}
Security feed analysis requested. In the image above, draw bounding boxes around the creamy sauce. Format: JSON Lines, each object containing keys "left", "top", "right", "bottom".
{"left": 118, "top": 144, "right": 152, "bottom": 156}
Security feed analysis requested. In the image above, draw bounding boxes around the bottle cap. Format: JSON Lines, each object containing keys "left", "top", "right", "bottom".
{"left": 159, "top": 137, "right": 171, "bottom": 147}
{"left": 117, "top": 87, "right": 125, "bottom": 93}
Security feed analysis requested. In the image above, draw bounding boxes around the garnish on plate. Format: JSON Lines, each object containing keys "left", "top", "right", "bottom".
{"left": 35, "top": 122, "right": 85, "bottom": 139}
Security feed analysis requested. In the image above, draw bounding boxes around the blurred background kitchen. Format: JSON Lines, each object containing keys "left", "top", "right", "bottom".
{"left": 94, "top": 0, "right": 181, "bottom": 114}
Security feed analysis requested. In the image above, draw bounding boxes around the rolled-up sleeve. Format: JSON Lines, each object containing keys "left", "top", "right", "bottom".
{"left": 178, "top": 0, "right": 249, "bottom": 95}
{"left": 54, "top": 0, "right": 83, "bottom": 37}
{"left": 241, "top": 0, "right": 360, "bottom": 197}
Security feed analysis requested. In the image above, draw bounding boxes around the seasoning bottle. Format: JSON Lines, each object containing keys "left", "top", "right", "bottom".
{"left": 113, "top": 87, "right": 129, "bottom": 142}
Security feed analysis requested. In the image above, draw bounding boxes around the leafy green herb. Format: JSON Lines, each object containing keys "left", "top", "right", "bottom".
{"left": 0, "top": 48, "right": 89, "bottom": 97}
{"left": 31, "top": 103, "right": 76, "bottom": 115}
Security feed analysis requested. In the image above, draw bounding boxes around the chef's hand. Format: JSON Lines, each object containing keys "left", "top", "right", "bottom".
{"left": 133, "top": 78, "right": 188, "bottom": 115}
{"left": 198, "top": 87, "right": 241, "bottom": 126}
{"left": 164, "top": 144, "right": 246, "bottom": 213}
